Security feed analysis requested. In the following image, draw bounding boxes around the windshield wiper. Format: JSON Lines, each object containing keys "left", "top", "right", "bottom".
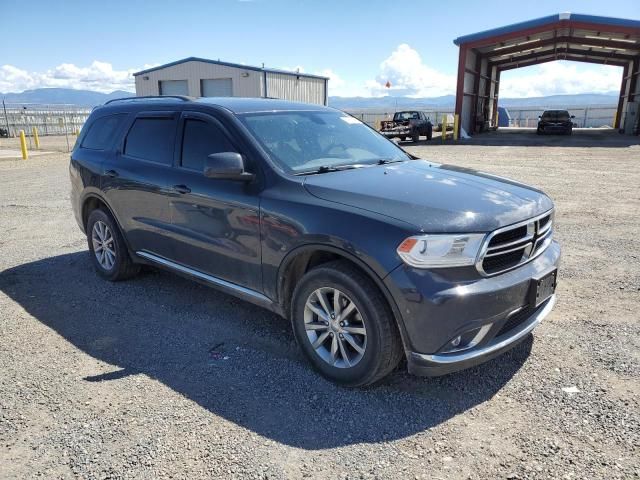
{"left": 377, "top": 157, "right": 405, "bottom": 165}
{"left": 296, "top": 164, "right": 363, "bottom": 175}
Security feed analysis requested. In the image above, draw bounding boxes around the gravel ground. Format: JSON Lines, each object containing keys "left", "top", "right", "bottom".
{"left": 1, "top": 131, "right": 639, "bottom": 479}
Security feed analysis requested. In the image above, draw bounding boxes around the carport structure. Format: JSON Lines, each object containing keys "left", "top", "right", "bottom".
{"left": 453, "top": 13, "right": 640, "bottom": 135}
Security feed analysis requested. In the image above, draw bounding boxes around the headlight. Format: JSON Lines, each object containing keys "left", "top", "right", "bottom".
{"left": 397, "top": 233, "right": 486, "bottom": 268}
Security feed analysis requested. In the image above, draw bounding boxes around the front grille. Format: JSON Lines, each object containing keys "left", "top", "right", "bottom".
{"left": 482, "top": 249, "right": 525, "bottom": 273}
{"left": 490, "top": 225, "right": 528, "bottom": 246}
{"left": 496, "top": 305, "right": 536, "bottom": 337}
{"left": 479, "top": 210, "right": 554, "bottom": 276}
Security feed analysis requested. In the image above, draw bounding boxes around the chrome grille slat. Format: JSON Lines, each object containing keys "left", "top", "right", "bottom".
{"left": 476, "top": 210, "right": 554, "bottom": 276}
{"left": 486, "top": 235, "right": 534, "bottom": 252}
{"left": 484, "top": 242, "right": 532, "bottom": 257}
{"left": 538, "top": 219, "right": 553, "bottom": 235}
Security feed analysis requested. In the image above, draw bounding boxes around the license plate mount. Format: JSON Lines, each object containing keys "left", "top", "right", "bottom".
{"left": 530, "top": 269, "right": 557, "bottom": 308}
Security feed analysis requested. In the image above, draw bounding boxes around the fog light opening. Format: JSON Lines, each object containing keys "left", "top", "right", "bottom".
{"left": 441, "top": 324, "right": 493, "bottom": 353}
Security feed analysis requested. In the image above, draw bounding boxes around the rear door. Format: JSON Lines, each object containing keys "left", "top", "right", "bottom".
{"left": 102, "top": 111, "right": 178, "bottom": 259}
{"left": 167, "top": 111, "right": 262, "bottom": 291}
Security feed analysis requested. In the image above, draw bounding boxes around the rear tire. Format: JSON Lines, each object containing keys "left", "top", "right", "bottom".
{"left": 86, "top": 209, "right": 140, "bottom": 281}
{"left": 291, "top": 260, "right": 403, "bottom": 387}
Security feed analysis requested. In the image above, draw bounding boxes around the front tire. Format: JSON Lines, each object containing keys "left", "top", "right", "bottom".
{"left": 86, "top": 209, "right": 140, "bottom": 281}
{"left": 291, "top": 261, "right": 403, "bottom": 387}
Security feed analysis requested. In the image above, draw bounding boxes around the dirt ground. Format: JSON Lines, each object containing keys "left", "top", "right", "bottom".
{"left": 0, "top": 131, "right": 638, "bottom": 479}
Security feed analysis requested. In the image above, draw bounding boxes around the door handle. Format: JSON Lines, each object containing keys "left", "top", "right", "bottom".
{"left": 104, "top": 169, "right": 119, "bottom": 178}
{"left": 172, "top": 184, "right": 191, "bottom": 194}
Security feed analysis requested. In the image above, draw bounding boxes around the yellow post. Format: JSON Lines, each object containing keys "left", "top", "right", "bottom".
{"left": 441, "top": 115, "right": 448, "bottom": 143}
{"left": 19, "top": 130, "right": 28, "bottom": 160}
{"left": 453, "top": 114, "right": 459, "bottom": 141}
{"left": 32, "top": 127, "right": 40, "bottom": 149}
{"left": 612, "top": 110, "right": 617, "bottom": 129}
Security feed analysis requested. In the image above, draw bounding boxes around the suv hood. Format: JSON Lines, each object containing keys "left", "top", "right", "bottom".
{"left": 303, "top": 160, "right": 553, "bottom": 233}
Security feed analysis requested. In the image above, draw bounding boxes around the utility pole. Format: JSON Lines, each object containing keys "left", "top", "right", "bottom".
{"left": 2, "top": 99, "right": 10, "bottom": 137}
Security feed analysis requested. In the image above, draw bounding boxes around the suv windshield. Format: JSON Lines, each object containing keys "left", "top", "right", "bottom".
{"left": 542, "top": 111, "right": 570, "bottom": 121}
{"left": 239, "top": 111, "right": 410, "bottom": 173}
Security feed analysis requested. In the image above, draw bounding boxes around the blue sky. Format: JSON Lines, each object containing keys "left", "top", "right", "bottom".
{"left": 2, "top": 0, "right": 638, "bottom": 97}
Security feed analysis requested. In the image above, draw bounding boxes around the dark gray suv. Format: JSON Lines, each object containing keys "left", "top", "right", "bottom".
{"left": 70, "top": 96, "right": 560, "bottom": 386}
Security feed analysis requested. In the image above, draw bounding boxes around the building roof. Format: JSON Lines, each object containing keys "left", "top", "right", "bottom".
{"left": 454, "top": 13, "right": 640, "bottom": 46}
{"left": 453, "top": 13, "right": 640, "bottom": 71}
{"left": 133, "top": 57, "right": 329, "bottom": 80}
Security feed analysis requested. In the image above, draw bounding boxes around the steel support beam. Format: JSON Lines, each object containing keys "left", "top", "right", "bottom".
{"left": 492, "top": 47, "right": 638, "bottom": 67}
{"left": 496, "top": 55, "right": 628, "bottom": 71}
{"left": 615, "top": 63, "right": 630, "bottom": 129}
{"left": 454, "top": 46, "right": 467, "bottom": 124}
{"left": 485, "top": 35, "right": 639, "bottom": 58}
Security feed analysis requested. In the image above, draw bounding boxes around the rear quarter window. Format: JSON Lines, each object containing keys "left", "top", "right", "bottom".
{"left": 81, "top": 114, "right": 127, "bottom": 150}
{"left": 124, "top": 117, "right": 176, "bottom": 165}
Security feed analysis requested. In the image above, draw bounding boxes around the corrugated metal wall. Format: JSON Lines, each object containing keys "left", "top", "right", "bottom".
{"left": 265, "top": 72, "right": 326, "bottom": 105}
{"left": 135, "top": 61, "right": 263, "bottom": 97}
{"left": 134, "top": 61, "right": 327, "bottom": 105}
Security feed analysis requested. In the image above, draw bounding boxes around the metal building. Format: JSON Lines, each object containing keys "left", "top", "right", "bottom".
{"left": 453, "top": 13, "right": 640, "bottom": 135}
{"left": 133, "top": 57, "right": 329, "bottom": 105}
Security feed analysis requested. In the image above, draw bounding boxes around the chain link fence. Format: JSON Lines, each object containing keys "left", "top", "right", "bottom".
{"left": 346, "top": 110, "right": 453, "bottom": 129}
{"left": 504, "top": 106, "right": 616, "bottom": 128}
{"left": 346, "top": 105, "right": 617, "bottom": 130}
{"left": 1, "top": 103, "right": 92, "bottom": 152}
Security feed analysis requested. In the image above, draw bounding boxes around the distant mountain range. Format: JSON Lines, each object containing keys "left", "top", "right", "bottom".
{"left": 1, "top": 88, "right": 134, "bottom": 106}
{"left": 1, "top": 87, "right": 618, "bottom": 110}
{"left": 330, "top": 93, "right": 619, "bottom": 111}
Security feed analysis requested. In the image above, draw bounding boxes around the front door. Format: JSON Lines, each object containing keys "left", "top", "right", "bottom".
{"left": 166, "top": 111, "right": 262, "bottom": 292}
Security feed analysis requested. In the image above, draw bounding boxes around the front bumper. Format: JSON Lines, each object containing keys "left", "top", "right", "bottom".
{"left": 407, "top": 294, "right": 555, "bottom": 376}
{"left": 384, "top": 240, "right": 561, "bottom": 376}
{"left": 539, "top": 123, "right": 571, "bottom": 132}
{"left": 381, "top": 129, "right": 411, "bottom": 138}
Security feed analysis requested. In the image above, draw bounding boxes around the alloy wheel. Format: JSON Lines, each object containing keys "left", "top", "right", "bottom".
{"left": 91, "top": 220, "right": 116, "bottom": 270}
{"left": 303, "top": 287, "right": 367, "bottom": 368}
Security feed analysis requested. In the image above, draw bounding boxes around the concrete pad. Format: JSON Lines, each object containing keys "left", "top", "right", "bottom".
{"left": 0, "top": 149, "right": 53, "bottom": 160}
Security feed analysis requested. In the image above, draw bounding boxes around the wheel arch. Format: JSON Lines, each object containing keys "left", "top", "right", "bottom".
{"left": 276, "top": 244, "right": 411, "bottom": 355}
{"left": 81, "top": 192, "right": 135, "bottom": 256}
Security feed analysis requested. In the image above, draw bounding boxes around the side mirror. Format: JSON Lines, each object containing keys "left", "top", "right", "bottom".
{"left": 570, "top": 115, "right": 575, "bottom": 119}
{"left": 204, "top": 152, "right": 254, "bottom": 181}
{"left": 538, "top": 116, "right": 542, "bottom": 119}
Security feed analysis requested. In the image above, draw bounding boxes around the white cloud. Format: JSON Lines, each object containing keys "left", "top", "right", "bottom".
{"left": 499, "top": 61, "right": 622, "bottom": 98}
{"left": 280, "top": 65, "right": 357, "bottom": 96}
{"left": 317, "top": 68, "right": 345, "bottom": 89}
{"left": 364, "top": 44, "right": 456, "bottom": 98}
{"left": 0, "top": 61, "right": 140, "bottom": 93}
{"left": 333, "top": 44, "right": 621, "bottom": 99}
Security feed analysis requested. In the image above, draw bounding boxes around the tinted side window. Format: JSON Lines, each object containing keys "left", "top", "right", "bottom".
{"left": 82, "top": 114, "right": 127, "bottom": 150}
{"left": 124, "top": 117, "right": 176, "bottom": 165}
{"left": 181, "top": 119, "right": 236, "bottom": 171}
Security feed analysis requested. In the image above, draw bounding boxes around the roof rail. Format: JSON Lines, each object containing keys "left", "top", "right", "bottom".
{"left": 104, "top": 95, "right": 192, "bottom": 105}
